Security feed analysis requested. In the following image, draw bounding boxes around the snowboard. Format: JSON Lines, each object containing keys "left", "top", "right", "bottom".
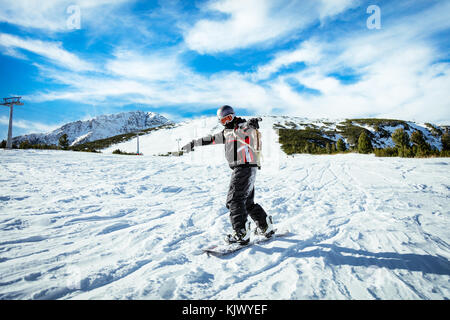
{"left": 202, "top": 230, "right": 292, "bottom": 257}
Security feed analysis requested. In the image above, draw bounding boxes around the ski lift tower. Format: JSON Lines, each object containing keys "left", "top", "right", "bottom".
{"left": 1, "top": 97, "right": 23, "bottom": 149}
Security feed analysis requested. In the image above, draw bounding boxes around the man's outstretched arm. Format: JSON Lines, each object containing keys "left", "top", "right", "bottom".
{"left": 181, "top": 131, "right": 224, "bottom": 153}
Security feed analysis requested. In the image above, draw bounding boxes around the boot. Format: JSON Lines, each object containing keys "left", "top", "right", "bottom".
{"left": 226, "top": 220, "right": 251, "bottom": 245}
{"left": 255, "top": 216, "right": 274, "bottom": 238}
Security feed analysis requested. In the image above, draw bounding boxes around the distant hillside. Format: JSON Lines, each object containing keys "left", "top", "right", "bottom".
{"left": 11, "top": 111, "right": 172, "bottom": 147}
{"left": 274, "top": 117, "right": 449, "bottom": 156}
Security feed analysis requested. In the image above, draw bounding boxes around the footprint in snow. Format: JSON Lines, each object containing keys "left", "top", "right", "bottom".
{"left": 162, "top": 186, "right": 183, "bottom": 193}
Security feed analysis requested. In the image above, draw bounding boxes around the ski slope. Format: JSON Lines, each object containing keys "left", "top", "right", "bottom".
{"left": 1, "top": 129, "right": 449, "bottom": 299}
{"left": 101, "top": 116, "right": 444, "bottom": 157}
{"left": 102, "top": 116, "right": 284, "bottom": 161}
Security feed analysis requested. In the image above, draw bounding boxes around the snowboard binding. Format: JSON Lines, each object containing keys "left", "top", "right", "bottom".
{"left": 254, "top": 216, "right": 275, "bottom": 238}
{"left": 226, "top": 221, "right": 251, "bottom": 245}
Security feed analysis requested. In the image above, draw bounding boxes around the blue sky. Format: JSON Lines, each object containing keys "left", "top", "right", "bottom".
{"left": 0, "top": 0, "right": 449, "bottom": 137}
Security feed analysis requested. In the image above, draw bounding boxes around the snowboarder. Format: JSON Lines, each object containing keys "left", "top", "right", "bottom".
{"left": 181, "top": 105, "right": 274, "bottom": 245}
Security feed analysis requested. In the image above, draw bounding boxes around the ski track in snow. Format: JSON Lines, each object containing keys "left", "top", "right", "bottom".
{"left": 0, "top": 148, "right": 449, "bottom": 300}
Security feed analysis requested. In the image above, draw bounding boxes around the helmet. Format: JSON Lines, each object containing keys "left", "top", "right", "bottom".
{"left": 217, "top": 105, "right": 235, "bottom": 126}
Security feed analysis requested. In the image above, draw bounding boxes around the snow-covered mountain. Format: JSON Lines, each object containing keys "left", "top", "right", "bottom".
{"left": 12, "top": 111, "right": 171, "bottom": 147}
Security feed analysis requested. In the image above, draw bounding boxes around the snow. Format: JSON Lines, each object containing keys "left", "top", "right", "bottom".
{"left": 1, "top": 125, "right": 449, "bottom": 299}
{"left": 70, "top": 132, "right": 92, "bottom": 147}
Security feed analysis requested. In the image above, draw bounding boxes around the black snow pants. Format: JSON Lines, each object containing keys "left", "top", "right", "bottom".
{"left": 226, "top": 166, "right": 268, "bottom": 232}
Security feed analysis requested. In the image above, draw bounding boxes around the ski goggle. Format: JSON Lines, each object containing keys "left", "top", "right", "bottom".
{"left": 219, "top": 114, "right": 234, "bottom": 125}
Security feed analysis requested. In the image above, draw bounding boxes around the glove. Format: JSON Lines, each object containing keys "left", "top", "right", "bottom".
{"left": 181, "top": 140, "right": 194, "bottom": 153}
{"left": 248, "top": 118, "right": 261, "bottom": 129}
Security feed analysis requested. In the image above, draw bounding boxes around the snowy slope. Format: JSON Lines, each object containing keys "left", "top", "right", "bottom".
{"left": 12, "top": 111, "right": 171, "bottom": 147}
{"left": 101, "top": 115, "right": 315, "bottom": 156}
{"left": 102, "top": 116, "right": 284, "bottom": 171}
{"left": 0, "top": 146, "right": 449, "bottom": 299}
{"left": 101, "top": 116, "right": 445, "bottom": 158}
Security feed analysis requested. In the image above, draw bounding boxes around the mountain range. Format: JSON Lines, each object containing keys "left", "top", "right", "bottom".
{"left": 9, "top": 112, "right": 449, "bottom": 156}
{"left": 12, "top": 111, "right": 171, "bottom": 147}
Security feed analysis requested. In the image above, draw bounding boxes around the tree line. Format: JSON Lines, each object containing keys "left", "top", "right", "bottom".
{"left": 1, "top": 134, "right": 98, "bottom": 153}
{"left": 279, "top": 127, "right": 450, "bottom": 158}
{"left": 373, "top": 128, "right": 450, "bottom": 158}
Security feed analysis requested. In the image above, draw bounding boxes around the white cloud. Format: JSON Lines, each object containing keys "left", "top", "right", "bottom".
{"left": 27, "top": 23, "right": 450, "bottom": 123}
{"left": 184, "top": 0, "right": 355, "bottom": 54}
{"left": 318, "top": 0, "right": 358, "bottom": 21}
{"left": 105, "top": 48, "right": 186, "bottom": 81}
{"left": 8, "top": 0, "right": 449, "bottom": 124}
{"left": 185, "top": 0, "right": 279, "bottom": 53}
{"left": 252, "top": 40, "right": 322, "bottom": 81}
{"left": 27, "top": 58, "right": 278, "bottom": 115}
{"left": 0, "top": 116, "right": 61, "bottom": 134}
{"left": 0, "top": 0, "right": 132, "bottom": 32}
{"left": 264, "top": 34, "right": 450, "bottom": 122}
{"left": 0, "top": 33, "right": 94, "bottom": 72}
{"left": 235, "top": 1, "right": 450, "bottom": 123}
{"left": 28, "top": 75, "right": 152, "bottom": 104}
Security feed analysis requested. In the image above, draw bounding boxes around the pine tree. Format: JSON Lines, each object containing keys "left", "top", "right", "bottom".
{"left": 391, "top": 128, "right": 411, "bottom": 157}
{"left": 410, "top": 130, "right": 426, "bottom": 147}
{"left": 358, "top": 131, "right": 373, "bottom": 154}
{"left": 59, "top": 134, "right": 69, "bottom": 150}
{"left": 326, "top": 142, "right": 332, "bottom": 154}
{"left": 304, "top": 142, "right": 311, "bottom": 154}
{"left": 332, "top": 142, "right": 337, "bottom": 153}
{"left": 391, "top": 128, "right": 410, "bottom": 149}
{"left": 411, "top": 130, "right": 431, "bottom": 156}
{"left": 19, "top": 140, "right": 32, "bottom": 149}
{"left": 337, "top": 138, "right": 346, "bottom": 152}
{"left": 442, "top": 133, "right": 450, "bottom": 151}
